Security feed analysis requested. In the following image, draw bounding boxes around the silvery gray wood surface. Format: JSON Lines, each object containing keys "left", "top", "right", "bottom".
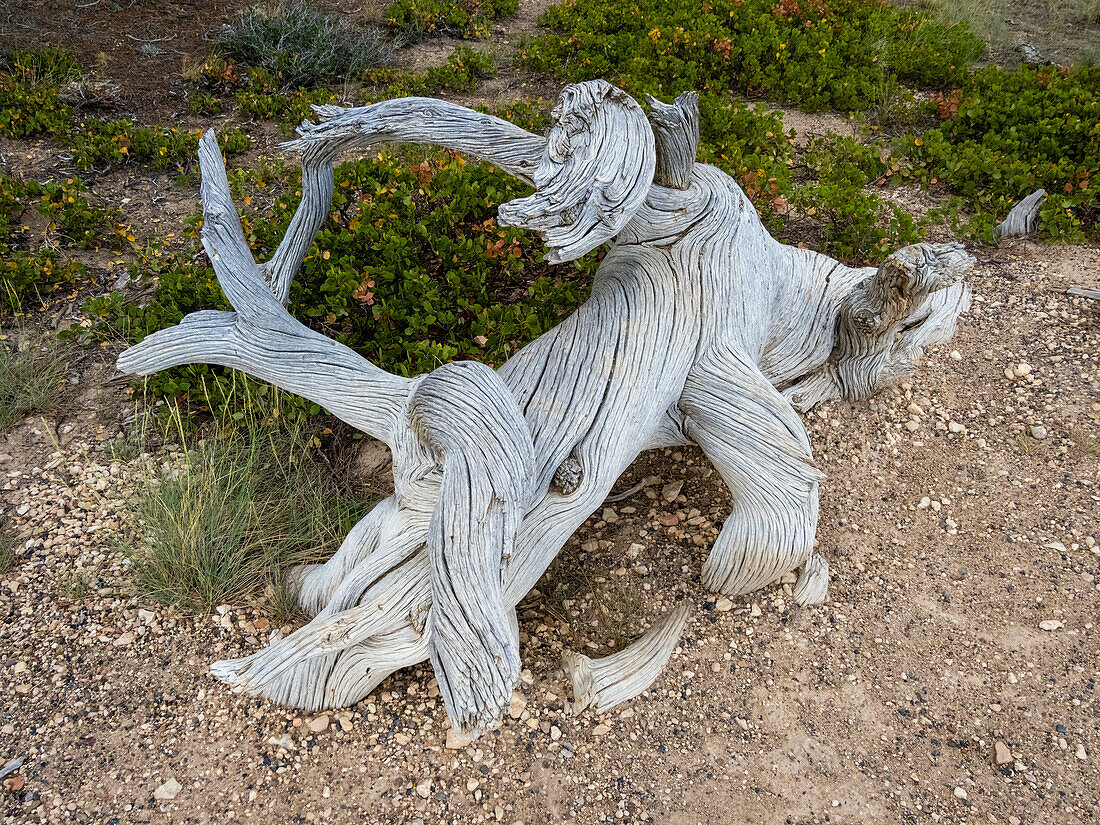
{"left": 994, "top": 188, "right": 1046, "bottom": 240}
{"left": 118, "top": 81, "right": 973, "bottom": 737}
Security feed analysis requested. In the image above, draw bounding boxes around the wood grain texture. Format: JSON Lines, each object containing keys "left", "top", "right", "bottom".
{"left": 995, "top": 188, "right": 1046, "bottom": 240}
{"left": 118, "top": 83, "right": 973, "bottom": 737}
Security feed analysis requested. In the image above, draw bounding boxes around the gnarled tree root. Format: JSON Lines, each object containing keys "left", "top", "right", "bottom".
{"left": 118, "top": 81, "right": 974, "bottom": 740}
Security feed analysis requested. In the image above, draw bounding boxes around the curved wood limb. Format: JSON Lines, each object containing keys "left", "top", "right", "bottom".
{"left": 678, "top": 345, "right": 823, "bottom": 597}
{"left": 562, "top": 604, "right": 692, "bottom": 715}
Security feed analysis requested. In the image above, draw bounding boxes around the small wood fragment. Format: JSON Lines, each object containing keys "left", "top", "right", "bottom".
{"left": 994, "top": 189, "right": 1046, "bottom": 240}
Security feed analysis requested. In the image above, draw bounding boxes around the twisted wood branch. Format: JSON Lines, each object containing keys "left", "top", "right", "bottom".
{"left": 118, "top": 82, "right": 973, "bottom": 736}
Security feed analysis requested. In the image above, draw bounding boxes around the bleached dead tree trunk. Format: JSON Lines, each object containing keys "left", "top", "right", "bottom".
{"left": 117, "top": 81, "right": 972, "bottom": 739}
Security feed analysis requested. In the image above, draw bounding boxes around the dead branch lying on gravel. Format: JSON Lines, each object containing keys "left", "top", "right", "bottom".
{"left": 116, "top": 81, "right": 972, "bottom": 742}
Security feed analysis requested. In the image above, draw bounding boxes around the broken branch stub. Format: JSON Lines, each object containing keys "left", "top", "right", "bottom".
{"left": 995, "top": 188, "right": 1046, "bottom": 241}
{"left": 118, "top": 81, "right": 972, "bottom": 739}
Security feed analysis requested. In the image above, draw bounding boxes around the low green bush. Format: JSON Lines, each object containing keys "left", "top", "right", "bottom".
{"left": 519, "top": 0, "right": 983, "bottom": 112}
{"left": 1, "top": 248, "right": 86, "bottom": 312}
{"left": 900, "top": 65, "right": 1100, "bottom": 240}
{"left": 365, "top": 46, "right": 497, "bottom": 97}
{"left": 85, "top": 151, "right": 595, "bottom": 416}
{"left": 0, "top": 49, "right": 251, "bottom": 172}
{"left": 385, "top": 0, "right": 518, "bottom": 41}
{"left": 1, "top": 172, "right": 104, "bottom": 310}
{"left": 23, "top": 176, "right": 118, "bottom": 248}
{"left": 0, "top": 79, "right": 72, "bottom": 139}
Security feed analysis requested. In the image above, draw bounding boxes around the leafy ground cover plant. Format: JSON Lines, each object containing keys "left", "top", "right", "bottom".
{"left": 518, "top": 0, "right": 983, "bottom": 112}
{"left": 385, "top": 0, "right": 519, "bottom": 41}
{"left": 85, "top": 150, "right": 595, "bottom": 416}
{"left": 0, "top": 172, "right": 102, "bottom": 310}
{"left": 900, "top": 64, "right": 1100, "bottom": 240}
{"left": 219, "top": 0, "right": 395, "bottom": 90}
{"left": 0, "top": 50, "right": 251, "bottom": 171}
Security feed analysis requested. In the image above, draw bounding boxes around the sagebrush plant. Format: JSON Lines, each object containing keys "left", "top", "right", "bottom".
{"left": 219, "top": 0, "right": 394, "bottom": 89}
{"left": 125, "top": 400, "right": 367, "bottom": 615}
{"left": 0, "top": 334, "right": 70, "bottom": 432}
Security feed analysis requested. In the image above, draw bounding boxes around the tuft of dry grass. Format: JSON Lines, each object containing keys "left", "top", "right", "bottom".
{"left": 0, "top": 334, "right": 70, "bottom": 433}
{"left": 1068, "top": 426, "right": 1100, "bottom": 457}
{"left": 0, "top": 522, "right": 15, "bottom": 575}
{"left": 124, "top": 407, "right": 367, "bottom": 616}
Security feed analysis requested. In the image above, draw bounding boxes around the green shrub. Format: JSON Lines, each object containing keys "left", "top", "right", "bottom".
{"left": 24, "top": 176, "right": 117, "bottom": 248}
{"left": 0, "top": 72, "right": 250, "bottom": 171}
{"left": 363, "top": 47, "right": 497, "bottom": 98}
{"left": 385, "top": 0, "right": 518, "bottom": 41}
{"left": 424, "top": 46, "right": 496, "bottom": 92}
{"left": 235, "top": 67, "right": 342, "bottom": 132}
{"left": 220, "top": 0, "right": 394, "bottom": 89}
{"left": 519, "top": 0, "right": 983, "bottom": 113}
{"left": 1, "top": 248, "right": 86, "bottom": 312}
{"left": 899, "top": 65, "right": 1100, "bottom": 240}
{"left": 69, "top": 121, "right": 249, "bottom": 173}
{"left": 0, "top": 79, "right": 72, "bottom": 139}
{"left": 85, "top": 151, "right": 593, "bottom": 415}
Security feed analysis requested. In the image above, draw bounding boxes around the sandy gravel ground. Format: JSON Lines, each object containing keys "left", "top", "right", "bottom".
{"left": 2, "top": 239, "right": 1098, "bottom": 825}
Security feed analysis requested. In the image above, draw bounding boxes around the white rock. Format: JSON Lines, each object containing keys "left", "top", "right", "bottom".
{"left": 1039, "top": 620, "right": 1064, "bottom": 631}
{"left": 1030, "top": 425, "right": 1047, "bottom": 439}
{"left": 154, "top": 778, "right": 182, "bottom": 801}
{"left": 308, "top": 715, "right": 330, "bottom": 733}
{"left": 508, "top": 691, "right": 527, "bottom": 719}
{"left": 953, "top": 786, "right": 967, "bottom": 800}
{"left": 113, "top": 632, "right": 135, "bottom": 647}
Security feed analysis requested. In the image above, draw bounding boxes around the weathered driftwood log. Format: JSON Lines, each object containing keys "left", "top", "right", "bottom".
{"left": 117, "top": 81, "right": 972, "bottom": 739}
